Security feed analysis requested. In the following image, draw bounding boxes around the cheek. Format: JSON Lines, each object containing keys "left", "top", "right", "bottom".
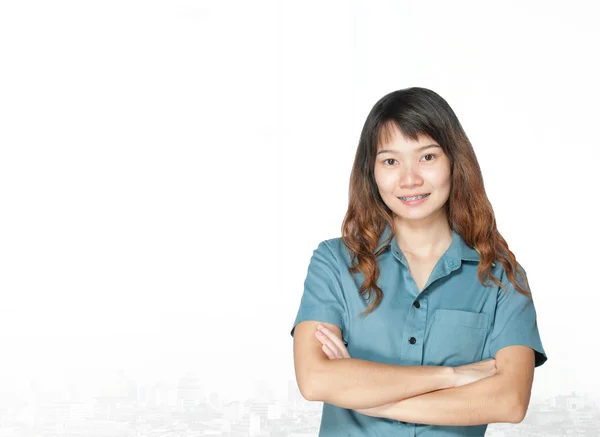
{"left": 427, "top": 166, "right": 451, "bottom": 187}
{"left": 374, "top": 173, "right": 395, "bottom": 193}
{"left": 441, "top": 170, "right": 452, "bottom": 188}
{"left": 373, "top": 169, "right": 383, "bottom": 188}
{"left": 433, "top": 172, "right": 451, "bottom": 187}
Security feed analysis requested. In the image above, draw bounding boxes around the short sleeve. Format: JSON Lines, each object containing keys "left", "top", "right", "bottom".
{"left": 290, "top": 240, "right": 348, "bottom": 345}
{"left": 487, "top": 278, "right": 548, "bottom": 367}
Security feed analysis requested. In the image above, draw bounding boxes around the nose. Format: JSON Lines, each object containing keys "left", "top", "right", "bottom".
{"left": 399, "top": 164, "right": 423, "bottom": 188}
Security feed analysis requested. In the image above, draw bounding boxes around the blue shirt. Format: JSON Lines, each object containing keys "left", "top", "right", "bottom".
{"left": 290, "top": 224, "right": 547, "bottom": 437}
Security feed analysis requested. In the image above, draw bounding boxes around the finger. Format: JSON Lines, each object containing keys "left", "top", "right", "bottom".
{"left": 315, "top": 331, "right": 342, "bottom": 358}
{"left": 330, "top": 344, "right": 344, "bottom": 359}
{"left": 319, "top": 327, "right": 351, "bottom": 359}
{"left": 324, "top": 344, "right": 343, "bottom": 360}
{"left": 318, "top": 332, "right": 343, "bottom": 359}
{"left": 322, "top": 335, "right": 344, "bottom": 359}
{"left": 322, "top": 344, "right": 335, "bottom": 360}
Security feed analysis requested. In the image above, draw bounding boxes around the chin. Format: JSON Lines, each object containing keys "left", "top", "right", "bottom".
{"left": 394, "top": 202, "right": 446, "bottom": 221}
{"left": 396, "top": 212, "right": 434, "bottom": 221}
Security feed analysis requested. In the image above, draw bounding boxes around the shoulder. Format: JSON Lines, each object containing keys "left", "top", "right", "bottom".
{"left": 495, "top": 259, "right": 528, "bottom": 288}
{"left": 315, "top": 236, "right": 354, "bottom": 266}
{"left": 490, "top": 260, "right": 533, "bottom": 304}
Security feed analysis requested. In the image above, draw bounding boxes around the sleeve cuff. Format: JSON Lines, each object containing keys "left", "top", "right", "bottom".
{"left": 290, "top": 305, "right": 347, "bottom": 345}
{"left": 490, "top": 340, "right": 548, "bottom": 367}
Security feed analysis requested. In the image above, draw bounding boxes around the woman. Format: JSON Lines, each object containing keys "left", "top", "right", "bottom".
{"left": 290, "top": 87, "right": 547, "bottom": 436}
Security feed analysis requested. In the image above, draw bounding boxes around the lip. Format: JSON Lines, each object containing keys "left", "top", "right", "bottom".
{"left": 398, "top": 193, "right": 430, "bottom": 206}
{"left": 398, "top": 192, "right": 430, "bottom": 198}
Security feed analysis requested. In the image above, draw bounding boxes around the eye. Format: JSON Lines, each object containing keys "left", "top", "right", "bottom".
{"left": 422, "top": 154, "right": 436, "bottom": 162}
{"left": 383, "top": 158, "right": 397, "bottom": 165}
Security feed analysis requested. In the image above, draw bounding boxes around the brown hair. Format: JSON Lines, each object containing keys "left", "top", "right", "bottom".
{"left": 340, "top": 87, "right": 530, "bottom": 317}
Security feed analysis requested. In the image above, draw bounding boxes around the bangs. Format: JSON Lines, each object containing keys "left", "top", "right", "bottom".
{"left": 376, "top": 119, "right": 437, "bottom": 151}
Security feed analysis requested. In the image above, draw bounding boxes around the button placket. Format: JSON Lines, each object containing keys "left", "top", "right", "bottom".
{"left": 408, "top": 299, "right": 421, "bottom": 345}
{"left": 399, "top": 274, "right": 427, "bottom": 365}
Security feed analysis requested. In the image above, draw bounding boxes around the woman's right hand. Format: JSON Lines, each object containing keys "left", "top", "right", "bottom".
{"left": 452, "top": 358, "right": 497, "bottom": 387}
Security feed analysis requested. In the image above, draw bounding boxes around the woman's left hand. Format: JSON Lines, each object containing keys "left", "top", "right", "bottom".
{"left": 314, "top": 324, "right": 396, "bottom": 418}
{"left": 314, "top": 324, "right": 351, "bottom": 359}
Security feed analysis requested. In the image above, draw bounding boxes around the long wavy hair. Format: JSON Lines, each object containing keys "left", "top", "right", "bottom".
{"left": 341, "top": 87, "right": 530, "bottom": 317}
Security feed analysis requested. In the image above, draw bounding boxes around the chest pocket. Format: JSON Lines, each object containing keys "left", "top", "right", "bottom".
{"left": 423, "top": 309, "right": 490, "bottom": 367}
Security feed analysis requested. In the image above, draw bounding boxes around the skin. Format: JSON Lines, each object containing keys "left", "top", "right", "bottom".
{"left": 314, "top": 324, "right": 498, "bottom": 417}
{"left": 312, "top": 127, "right": 500, "bottom": 417}
{"left": 305, "top": 128, "right": 536, "bottom": 425}
{"left": 374, "top": 125, "right": 453, "bottom": 257}
{"left": 314, "top": 323, "right": 396, "bottom": 415}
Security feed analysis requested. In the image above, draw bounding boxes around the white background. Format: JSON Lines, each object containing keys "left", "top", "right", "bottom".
{"left": 1, "top": 0, "right": 598, "bottom": 403}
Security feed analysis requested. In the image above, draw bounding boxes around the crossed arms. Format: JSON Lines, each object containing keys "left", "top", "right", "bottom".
{"left": 292, "top": 320, "right": 536, "bottom": 426}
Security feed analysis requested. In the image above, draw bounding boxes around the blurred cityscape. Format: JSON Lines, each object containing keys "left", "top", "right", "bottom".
{"left": 0, "top": 371, "right": 597, "bottom": 437}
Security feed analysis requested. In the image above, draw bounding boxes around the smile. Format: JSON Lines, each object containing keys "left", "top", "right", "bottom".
{"left": 399, "top": 193, "right": 430, "bottom": 201}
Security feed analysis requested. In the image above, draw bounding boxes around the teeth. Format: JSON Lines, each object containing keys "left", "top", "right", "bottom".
{"left": 400, "top": 194, "right": 428, "bottom": 201}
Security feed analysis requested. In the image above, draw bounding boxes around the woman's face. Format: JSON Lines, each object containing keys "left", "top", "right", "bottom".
{"left": 374, "top": 126, "right": 452, "bottom": 224}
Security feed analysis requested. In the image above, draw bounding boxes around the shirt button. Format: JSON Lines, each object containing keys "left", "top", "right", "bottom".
{"left": 409, "top": 337, "right": 416, "bottom": 345}
{"left": 413, "top": 301, "right": 420, "bottom": 308}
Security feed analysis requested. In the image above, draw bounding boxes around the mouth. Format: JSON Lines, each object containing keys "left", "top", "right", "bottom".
{"left": 398, "top": 193, "right": 430, "bottom": 201}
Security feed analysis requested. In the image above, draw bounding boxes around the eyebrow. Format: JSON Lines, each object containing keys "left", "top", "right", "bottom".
{"left": 376, "top": 144, "right": 441, "bottom": 155}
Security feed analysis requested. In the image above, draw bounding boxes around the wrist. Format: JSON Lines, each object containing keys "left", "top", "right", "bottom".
{"left": 441, "top": 366, "right": 456, "bottom": 389}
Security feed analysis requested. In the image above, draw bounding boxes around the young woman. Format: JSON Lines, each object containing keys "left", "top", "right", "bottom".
{"left": 290, "top": 87, "right": 547, "bottom": 437}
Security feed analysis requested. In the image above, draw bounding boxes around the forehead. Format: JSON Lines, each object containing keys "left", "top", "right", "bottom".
{"left": 377, "top": 122, "right": 435, "bottom": 151}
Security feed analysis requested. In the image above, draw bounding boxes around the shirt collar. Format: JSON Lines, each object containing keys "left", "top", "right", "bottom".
{"left": 375, "top": 223, "right": 481, "bottom": 264}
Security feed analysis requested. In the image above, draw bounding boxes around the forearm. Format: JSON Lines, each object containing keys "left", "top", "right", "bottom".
{"left": 366, "top": 373, "right": 520, "bottom": 426}
{"left": 308, "top": 358, "right": 455, "bottom": 409}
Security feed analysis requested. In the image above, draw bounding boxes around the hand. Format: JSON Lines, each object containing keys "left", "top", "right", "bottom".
{"left": 452, "top": 358, "right": 497, "bottom": 388}
{"left": 354, "top": 403, "right": 393, "bottom": 417}
{"left": 316, "top": 325, "right": 392, "bottom": 416}
{"left": 314, "top": 324, "right": 351, "bottom": 359}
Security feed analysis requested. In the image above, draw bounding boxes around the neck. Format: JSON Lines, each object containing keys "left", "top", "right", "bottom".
{"left": 393, "top": 213, "right": 453, "bottom": 258}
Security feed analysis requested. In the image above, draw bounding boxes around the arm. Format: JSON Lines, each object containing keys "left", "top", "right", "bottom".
{"left": 293, "top": 320, "right": 456, "bottom": 409}
{"left": 360, "top": 345, "right": 535, "bottom": 425}
{"left": 291, "top": 242, "right": 457, "bottom": 410}
{"left": 360, "top": 270, "right": 547, "bottom": 425}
